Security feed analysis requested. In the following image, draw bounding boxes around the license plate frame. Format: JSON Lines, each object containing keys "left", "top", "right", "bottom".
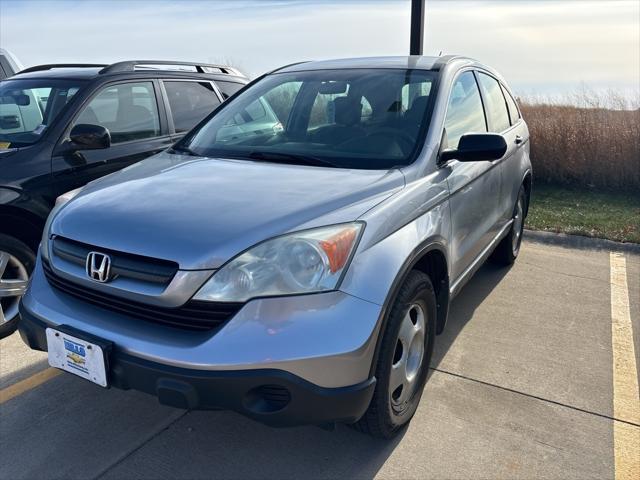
{"left": 46, "top": 326, "right": 112, "bottom": 388}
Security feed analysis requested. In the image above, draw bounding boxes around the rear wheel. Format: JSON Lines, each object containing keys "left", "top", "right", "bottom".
{"left": 354, "top": 271, "right": 436, "bottom": 438}
{"left": 491, "top": 186, "right": 526, "bottom": 265}
{"left": 0, "top": 234, "right": 35, "bottom": 339}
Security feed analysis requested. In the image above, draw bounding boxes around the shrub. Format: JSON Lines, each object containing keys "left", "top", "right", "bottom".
{"left": 519, "top": 91, "right": 640, "bottom": 190}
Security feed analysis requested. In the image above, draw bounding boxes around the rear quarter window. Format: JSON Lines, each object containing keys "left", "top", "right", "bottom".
{"left": 164, "top": 81, "right": 221, "bottom": 133}
{"left": 501, "top": 84, "right": 521, "bottom": 125}
{"left": 215, "top": 80, "right": 245, "bottom": 100}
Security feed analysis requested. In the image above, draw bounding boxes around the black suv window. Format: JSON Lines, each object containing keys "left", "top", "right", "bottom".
{"left": 444, "top": 71, "right": 486, "bottom": 149}
{"left": 74, "top": 81, "right": 160, "bottom": 144}
{"left": 477, "top": 73, "right": 510, "bottom": 133}
{"left": 215, "top": 80, "right": 244, "bottom": 99}
{"left": 163, "top": 81, "right": 221, "bottom": 133}
{"left": 501, "top": 84, "right": 521, "bottom": 125}
{"left": 0, "top": 79, "right": 84, "bottom": 147}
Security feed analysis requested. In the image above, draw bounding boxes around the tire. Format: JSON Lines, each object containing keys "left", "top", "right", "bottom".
{"left": 0, "top": 234, "right": 36, "bottom": 339}
{"left": 354, "top": 270, "right": 437, "bottom": 438}
{"left": 491, "top": 186, "right": 527, "bottom": 266}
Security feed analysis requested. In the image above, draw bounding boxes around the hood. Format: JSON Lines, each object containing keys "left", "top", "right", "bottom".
{"left": 51, "top": 152, "right": 404, "bottom": 269}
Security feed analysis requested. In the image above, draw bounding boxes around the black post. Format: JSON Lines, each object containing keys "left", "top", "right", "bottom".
{"left": 410, "top": 0, "right": 425, "bottom": 55}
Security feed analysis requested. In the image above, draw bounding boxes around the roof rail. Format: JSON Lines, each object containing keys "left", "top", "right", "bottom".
{"left": 18, "top": 64, "right": 108, "bottom": 74}
{"left": 432, "top": 55, "right": 475, "bottom": 70}
{"left": 99, "top": 60, "right": 245, "bottom": 77}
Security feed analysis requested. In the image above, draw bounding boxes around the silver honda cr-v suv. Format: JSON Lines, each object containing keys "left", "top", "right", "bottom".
{"left": 19, "top": 56, "right": 531, "bottom": 438}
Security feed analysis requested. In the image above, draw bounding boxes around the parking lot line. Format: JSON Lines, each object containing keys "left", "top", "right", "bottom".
{"left": 610, "top": 252, "right": 640, "bottom": 480}
{"left": 0, "top": 367, "right": 60, "bottom": 405}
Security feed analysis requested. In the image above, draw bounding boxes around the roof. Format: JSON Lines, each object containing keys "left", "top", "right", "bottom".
{"left": 277, "top": 55, "right": 473, "bottom": 73}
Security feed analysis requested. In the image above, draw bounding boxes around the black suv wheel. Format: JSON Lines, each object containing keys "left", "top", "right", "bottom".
{"left": 0, "top": 234, "right": 35, "bottom": 338}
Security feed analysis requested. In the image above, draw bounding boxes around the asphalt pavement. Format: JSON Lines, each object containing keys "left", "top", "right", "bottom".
{"left": 1, "top": 237, "right": 638, "bottom": 480}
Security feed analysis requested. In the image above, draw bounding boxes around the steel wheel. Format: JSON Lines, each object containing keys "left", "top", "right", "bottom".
{"left": 0, "top": 251, "right": 29, "bottom": 325}
{"left": 511, "top": 194, "right": 525, "bottom": 255}
{"left": 389, "top": 302, "right": 427, "bottom": 413}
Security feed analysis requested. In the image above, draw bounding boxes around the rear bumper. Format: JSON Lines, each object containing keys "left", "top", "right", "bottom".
{"left": 18, "top": 309, "right": 376, "bottom": 427}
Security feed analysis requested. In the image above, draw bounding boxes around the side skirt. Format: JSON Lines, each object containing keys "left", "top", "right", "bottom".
{"left": 449, "top": 219, "right": 513, "bottom": 299}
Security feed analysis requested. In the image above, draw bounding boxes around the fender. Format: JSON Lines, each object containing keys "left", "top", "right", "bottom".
{"left": 0, "top": 186, "right": 51, "bottom": 222}
{"left": 367, "top": 239, "right": 450, "bottom": 377}
{"left": 0, "top": 187, "right": 50, "bottom": 248}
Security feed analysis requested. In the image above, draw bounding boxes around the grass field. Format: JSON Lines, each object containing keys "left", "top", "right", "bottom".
{"left": 526, "top": 183, "right": 640, "bottom": 244}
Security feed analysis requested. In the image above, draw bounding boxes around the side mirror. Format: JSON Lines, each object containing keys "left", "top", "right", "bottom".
{"left": 439, "top": 133, "right": 507, "bottom": 163}
{"left": 69, "top": 124, "right": 110, "bottom": 150}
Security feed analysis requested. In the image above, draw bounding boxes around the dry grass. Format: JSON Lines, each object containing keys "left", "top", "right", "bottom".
{"left": 519, "top": 91, "right": 640, "bottom": 190}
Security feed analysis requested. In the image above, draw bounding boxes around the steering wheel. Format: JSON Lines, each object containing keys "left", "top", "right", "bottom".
{"left": 366, "top": 127, "right": 416, "bottom": 155}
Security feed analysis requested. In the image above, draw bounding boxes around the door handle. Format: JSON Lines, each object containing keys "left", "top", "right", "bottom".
{"left": 515, "top": 135, "right": 524, "bottom": 145}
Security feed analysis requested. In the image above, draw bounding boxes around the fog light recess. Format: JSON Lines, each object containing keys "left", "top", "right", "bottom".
{"left": 244, "top": 384, "right": 291, "bottom": 413}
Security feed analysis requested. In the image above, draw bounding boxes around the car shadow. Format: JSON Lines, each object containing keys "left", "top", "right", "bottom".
{"left": 431, "top": 261, "right": 512, "bottom": 370}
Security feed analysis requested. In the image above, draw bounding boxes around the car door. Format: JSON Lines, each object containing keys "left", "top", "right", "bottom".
{"left": 51, "top": 80, "right": 172, "bottom": 190}
{"left": 499, "top": 82, "right": 529, "bottom": 223}
{"left": 161, "top": 80, "right": 222, "bottom": 142}
{"left": 444, "top": 70, "right": 503, "bottom": 282}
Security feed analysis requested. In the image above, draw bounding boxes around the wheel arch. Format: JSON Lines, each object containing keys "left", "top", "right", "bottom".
{"left": 368, "top": 240, "right": 450, "bottom": 377}
{"left": 522, "top": 170, "right": 532, "bottom": 216}
{"left": 0, "top": 204, "right": 46, "bottom": 251}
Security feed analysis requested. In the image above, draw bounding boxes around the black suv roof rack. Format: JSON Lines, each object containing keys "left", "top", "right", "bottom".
{"left": 99, "top": 60, "right": 244, "bottom": 77}
{"left": 18, "top": 63, "right": 108, "bottom": 74}
{"left": 17, "top": 61, "right": 245, "bottom": 77}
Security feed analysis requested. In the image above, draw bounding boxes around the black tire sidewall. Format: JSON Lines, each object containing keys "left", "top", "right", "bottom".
{"left": 490, "top": 185, "right": 527, "bottom": 265}
{"left": 510, "top": 187, "right": 527, "bottom": 258}
{"left": 0, "top": 234, "right": 36, "bottom": 337}
{"left": 374, "top": 271, "right": 437, "bottom": 434}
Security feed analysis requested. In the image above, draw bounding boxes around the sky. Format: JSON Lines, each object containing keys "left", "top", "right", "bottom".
{"left": 1, "top": 0, "right": 639, "bottom": 98}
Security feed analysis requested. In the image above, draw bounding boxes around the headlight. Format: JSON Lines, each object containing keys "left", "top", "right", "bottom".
{"left": 194, "top": 222, "right": 363, "bottom": 302}
{"left": 55, "top": 187, "right": 83, "bottom": 207}
{"left": 42, "top": 187, "right": 84, "bottom": 260}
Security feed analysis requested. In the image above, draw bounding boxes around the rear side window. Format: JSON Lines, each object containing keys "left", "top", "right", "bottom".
{"left": 262, "top": 81, "right": 303, "bottom": 128}
{"left": 501, "top": 84, "right": 521, "bottom": 125}
{"left": 444, "top": 71, "right": 486, "bottom": 149}
{"left": 401, "top": 81, "right": 432, "bottom": 112}
{"left": 74, "top": 81, "right": 160, "bottom": 144}
{"left": 477, "top": 73, "right": 510, "bottom": 133}
{"left": 215, "top": 80, "right": 245, "bottom": 99}
{"left": 164, "top": 81, "right": 221, "bottom": 133}
{"left": 308, "top": 84, "right": 350, "bottom": 130}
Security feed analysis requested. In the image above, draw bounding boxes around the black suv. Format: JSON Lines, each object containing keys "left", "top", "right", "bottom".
{"left": 0, "top": 60, "right": 248, "bottom": 335}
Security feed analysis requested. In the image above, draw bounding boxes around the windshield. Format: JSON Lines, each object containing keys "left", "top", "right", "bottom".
{"left": 0, "top": 79, "right": 85, "bottom": 148}
{"left": 180, "top": 68, "right": 436, "bottom": 169}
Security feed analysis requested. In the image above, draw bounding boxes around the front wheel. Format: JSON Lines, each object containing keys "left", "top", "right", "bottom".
{"left": 354, "top": 271, "right": 437, "bottom": 438}
{"left": 0, "top": 234, "right": 35, "bottom": 339}
{"left": 491, "top": 186, "right": 526, "bottom": 265}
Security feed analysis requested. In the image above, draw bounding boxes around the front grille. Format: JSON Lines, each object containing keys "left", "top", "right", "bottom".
{"left": 42, "top": 260, "right": 242, "bottom": 331}
{"left": 52, "top": 236, "right": 178, "bottom": 285}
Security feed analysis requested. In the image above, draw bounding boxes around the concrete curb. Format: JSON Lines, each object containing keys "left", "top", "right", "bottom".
{"left": 524, "top": 229, "right": 640, "bottom": 254}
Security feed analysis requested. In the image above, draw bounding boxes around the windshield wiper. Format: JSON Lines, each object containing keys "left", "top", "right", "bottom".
{"left": 247, "top": 150, "right": 337, "bottom": 168}
{"left": 169, "top": 144, "right": 200, "bottom": 157}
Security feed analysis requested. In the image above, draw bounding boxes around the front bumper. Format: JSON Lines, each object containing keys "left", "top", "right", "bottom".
{"left": 18, "top": 256, "right": 383, "bottom": 426}
{"left": 19, "top": 310, "right": 376, "bottom": 426}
